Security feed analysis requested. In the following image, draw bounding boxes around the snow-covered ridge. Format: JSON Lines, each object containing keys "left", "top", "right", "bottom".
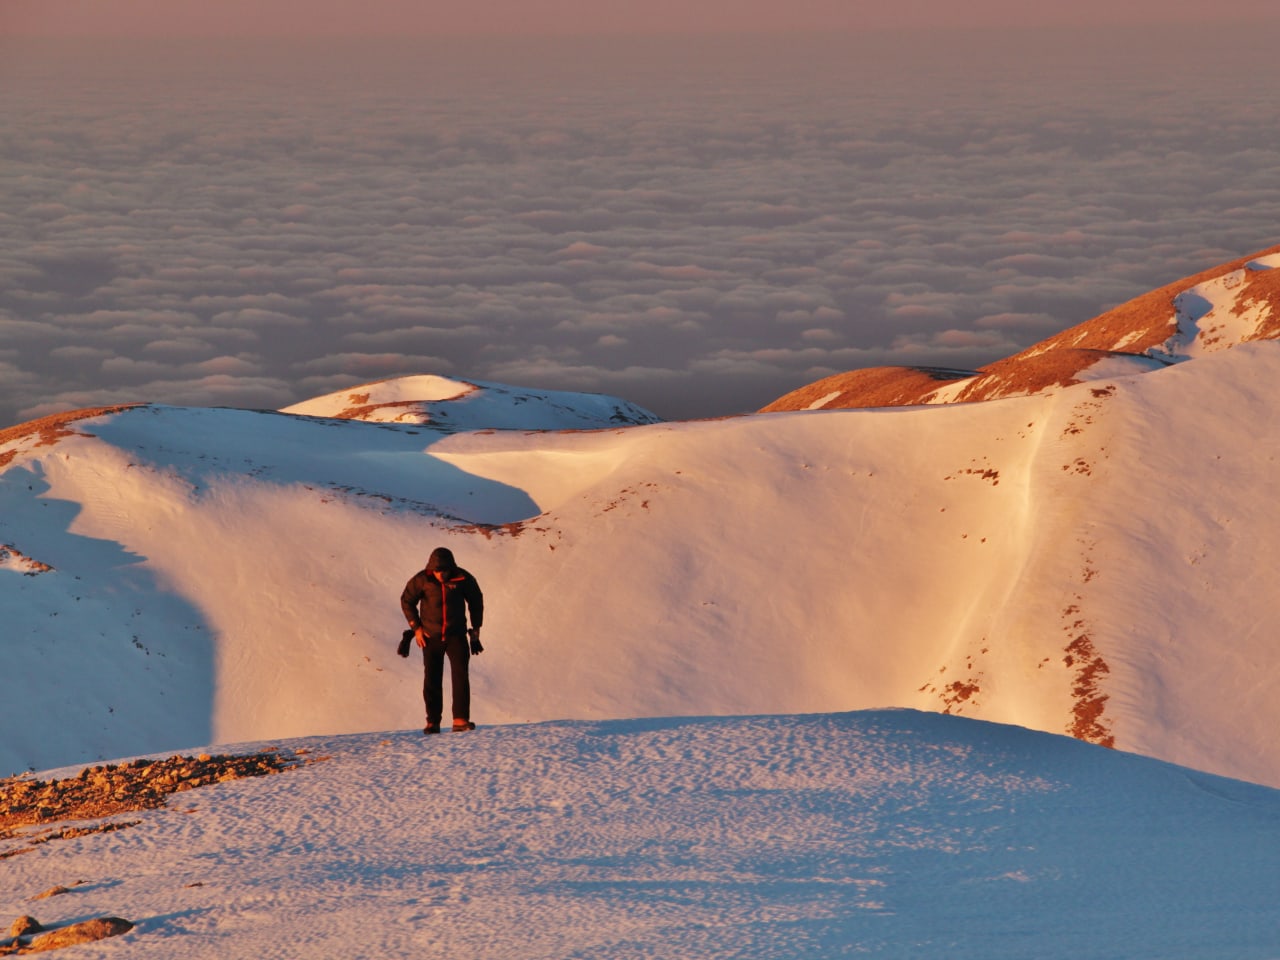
{"left": 763, "top": 242, "right": 1280, "bottom": 411}
{"left": 281, "top": 374, "right": 660, "bottom": 431}
{"left": 6, "top": 346, "right": 1280, "bottom": 791}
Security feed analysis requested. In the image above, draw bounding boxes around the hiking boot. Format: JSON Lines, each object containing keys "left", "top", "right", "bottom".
{"left": 452, "top": 720, "right": 476, "bottom": 732}
{"left": 423, "top": 724, "right": 441, "bottom": 735}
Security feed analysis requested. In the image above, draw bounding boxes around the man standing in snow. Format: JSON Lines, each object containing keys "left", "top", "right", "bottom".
{"left": 400, "top": 547, "right": 484, "bottom": 734}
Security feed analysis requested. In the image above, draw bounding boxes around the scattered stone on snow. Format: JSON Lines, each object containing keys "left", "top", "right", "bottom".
{"left": 0, "top": 749, "right": 321, "bottom": 859}
{"left": 6, "top": 918, "right": 40, "bottom": 939}
{"left": 27, "top": 889, "right": 68, "bottom": 903}
{"left": 24, "top": 917, "right": 133, "bottom": 953}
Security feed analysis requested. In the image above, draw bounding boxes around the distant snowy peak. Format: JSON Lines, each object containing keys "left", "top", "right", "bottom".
{"left": 280, "top": 374, "right": 661, "bottom": 432}
{"left": 763, "top": 244, "right": 1280, "bottom": 412}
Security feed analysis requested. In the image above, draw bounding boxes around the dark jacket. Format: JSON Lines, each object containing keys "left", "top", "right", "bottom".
{"left": 401, "top": 562, "right": 484, "bottom": 641}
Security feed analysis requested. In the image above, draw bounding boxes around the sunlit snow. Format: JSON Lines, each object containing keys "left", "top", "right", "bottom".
{"left": 5, "top": 307, "right": 1280, "bottom": 956}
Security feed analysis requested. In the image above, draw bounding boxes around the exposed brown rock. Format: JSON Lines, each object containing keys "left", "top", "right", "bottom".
{"left": 0, "top": 546, "right": 54, "bottom": 576}
{"left": 760, "top": 366, "right": 977, "bottom": 413}
{"left": 1, "top": 750, "right": 320, "bottom": 859}
{"left": 26, "top": 917, "right": 132, "bottom": 952}
{"left": 7, "top": 918, "right": 40, "bottom": 939}
{"left": 945, "top": 348, "right": 1153, "bottom": 404}
{"left": 1064, "top": 633, "right": 1115, "bottom": 748}
{"left": 337, "top": 399, "right": 426, "bottom": 421}
{"left": 1232, "top": 261, "right": 1280, "bottom": 336}
{"left": 27, "top": 889, "right": 68, "bottom": 903}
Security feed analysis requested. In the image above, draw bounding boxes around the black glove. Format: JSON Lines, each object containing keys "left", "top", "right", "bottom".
{"left": 397, "top": 629, "right": 413, "bottom": 658}
{"left": 468, "top": 628, "right": 483, "bottom": 656}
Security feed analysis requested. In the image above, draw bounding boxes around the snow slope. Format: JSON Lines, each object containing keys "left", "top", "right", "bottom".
{"left": 5, "top": 343, "right": 1280, "bottom": 788}
{"left": 5, "top": 711, "right": 1279, "bottom": 960}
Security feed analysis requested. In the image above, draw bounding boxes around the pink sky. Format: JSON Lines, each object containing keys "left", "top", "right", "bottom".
{"left": 5, "top": 0, "right": 1277, "bottom": 37}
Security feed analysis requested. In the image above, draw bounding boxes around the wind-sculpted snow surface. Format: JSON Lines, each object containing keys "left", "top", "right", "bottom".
{"left": 4, "top": 339, "right": 1280, "bottom": 788}
{"left": 3, "top": 712, "right": 1279, "bottom": 959}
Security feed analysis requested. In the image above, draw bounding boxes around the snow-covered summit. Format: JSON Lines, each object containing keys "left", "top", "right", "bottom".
{"left": 281, "top": 374, "right": 660, "bottom": 431}
{"left": 763, "top": 243, "right": 1280, "bottom": 411}
{"left": 5, "top": 710, "right": 1279, "bottom": 960}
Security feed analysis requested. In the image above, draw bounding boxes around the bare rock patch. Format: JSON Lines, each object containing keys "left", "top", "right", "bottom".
{"left": 1, "top": 749, "right": 321, "bottom": 859}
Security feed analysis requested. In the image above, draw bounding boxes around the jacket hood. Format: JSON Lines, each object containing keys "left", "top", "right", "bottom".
{"left": 425, "top": 547, "right": 458, "bottom": 573}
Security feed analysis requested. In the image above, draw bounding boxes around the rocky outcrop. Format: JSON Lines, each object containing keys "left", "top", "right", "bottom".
{"left": 1, "top": 750, "right": 316, "bottom": 859}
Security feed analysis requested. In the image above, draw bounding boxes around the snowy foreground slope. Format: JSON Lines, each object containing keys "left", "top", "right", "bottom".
{"left": 5, "top": 711, "right": 1280, "bottom": 960}
{"left": 4, "top": 344, "right": 1280, "bottom": 788}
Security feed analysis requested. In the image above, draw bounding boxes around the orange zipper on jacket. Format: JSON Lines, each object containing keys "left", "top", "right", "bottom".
{"left": 437, "top": 574, "right": 464, "bottom": 640}
{"left": 439, "top": 578, "right": 447, "bottom": 640}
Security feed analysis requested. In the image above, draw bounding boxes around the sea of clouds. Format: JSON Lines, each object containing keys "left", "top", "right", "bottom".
{"left": 3, "top": 26, "right": 1280, "bottom": 426}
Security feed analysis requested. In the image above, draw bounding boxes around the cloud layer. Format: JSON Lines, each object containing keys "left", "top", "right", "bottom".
{"left": 3, "top": 28, "right": 1280, "bottom": 425}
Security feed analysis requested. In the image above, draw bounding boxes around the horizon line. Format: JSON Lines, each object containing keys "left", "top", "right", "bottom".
{"left": 9, "top": 18, "right": 1280, "bottom": 41}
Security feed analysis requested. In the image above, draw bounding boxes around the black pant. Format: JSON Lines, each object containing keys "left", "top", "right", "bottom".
{"left": 422, "top": 635, "right": 470, "bottom": 725}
